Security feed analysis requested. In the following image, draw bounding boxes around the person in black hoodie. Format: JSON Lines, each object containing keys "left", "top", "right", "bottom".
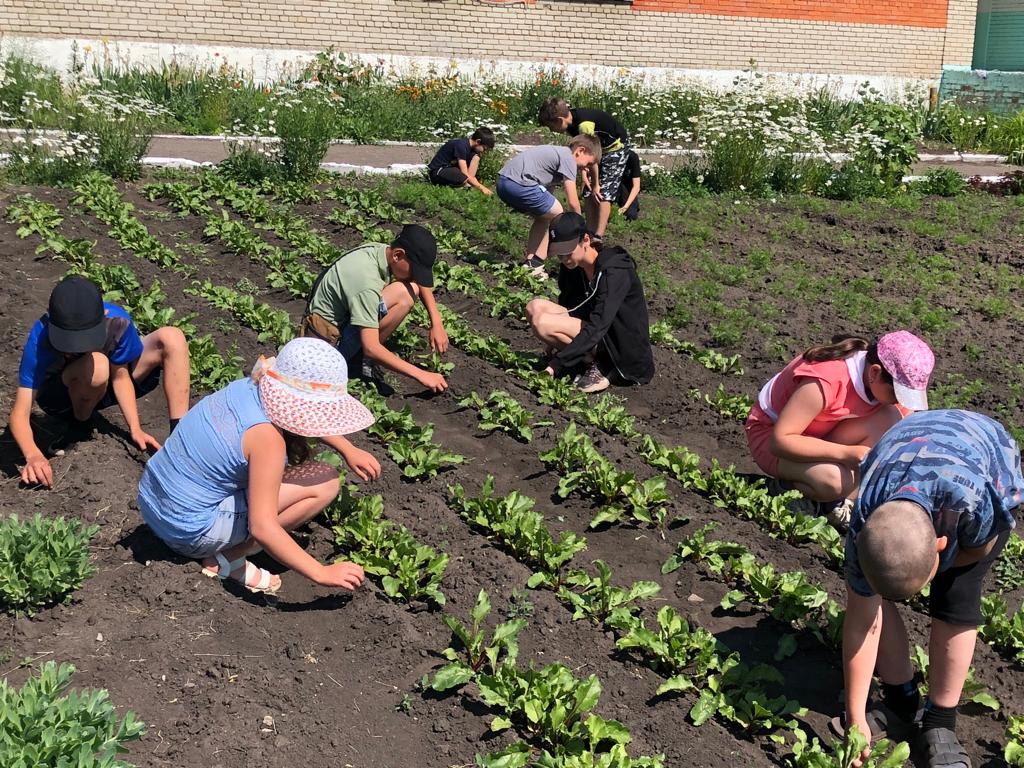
{"left": 526, "top": 212, "right": 654, "bottom": 393}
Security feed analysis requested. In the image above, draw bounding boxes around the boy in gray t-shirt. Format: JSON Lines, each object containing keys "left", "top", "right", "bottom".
{"left": 496, "top": 135, "right": 600, "bottom": 279}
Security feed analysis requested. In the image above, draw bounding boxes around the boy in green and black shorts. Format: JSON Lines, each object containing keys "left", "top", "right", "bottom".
{"left": 539, "top": 97, "right": 630, "bottom": 243}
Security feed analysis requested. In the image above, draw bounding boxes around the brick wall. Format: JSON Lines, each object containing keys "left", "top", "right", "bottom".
{"left": 0, "top": 0, "right": 978, "bottom": 78}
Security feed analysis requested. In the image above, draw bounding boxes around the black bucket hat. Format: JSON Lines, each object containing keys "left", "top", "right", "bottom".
{"left": 46, "top": 277, "right": 107, "bottom": 354}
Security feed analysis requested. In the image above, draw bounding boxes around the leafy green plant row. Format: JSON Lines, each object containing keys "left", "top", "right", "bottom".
{"left": 1007, "top": 715, "right": 1024, "bottom": 766}
{"left": 421, "top": 302, "right": 843, "bottom": 565}
{"left": 540, "top": 423, "right": 674, "bottom": 533}
{"left": 186, "top": 280, "right": 296, "bottom": 346}
{"left": 213, "top": 175, "right": 746, "bottom": 375}
{"left": 995, "top": 532, "right": 1024, "bottom": 593}
{"left": 445, "top": 479, "right": 812, "bottom": 742}
{"left": 329, "top": 487, "right": 447, "bottom": 606}
{"left": 429, "top": 591, "right": 665, "bottom": 768}
{"left": 72, "top": 172, "right": 191, "bottom": 273}
{"left": 689, "top": 383, "right": 754, "bottom": 421}
{"left": 349, "top": 380, "right": 465, "bottom": 481}
{"left": 664, "top": 522, "right": 844, "bottom": 647}
{"left": 5, "top": 196, "right": 242, "bottom": 391}
{"left": 142, "top": 181, "right": 315, "bottom": 298}
{"left": 0, "top": 661, "right": 145, "bottom": 767}
{"left": 458, "top": 389, "right": 552, "bottom": 443}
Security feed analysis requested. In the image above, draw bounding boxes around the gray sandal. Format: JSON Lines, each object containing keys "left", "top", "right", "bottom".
{"left": 918, "top": 728, "right": 970, "bottom": 768}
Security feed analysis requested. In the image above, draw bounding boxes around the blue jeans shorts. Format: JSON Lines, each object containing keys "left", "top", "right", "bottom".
{"left": 147, "top": 491, "right": 251, "bottom": 560}
{"left": 497, "top": 176, "right": 557, "bottom": 216}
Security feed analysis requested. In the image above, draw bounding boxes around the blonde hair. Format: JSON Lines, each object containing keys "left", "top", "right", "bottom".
{"left": 859, "top": 500, "right": 937, "bottom": 600}
{"left": 569, "top": 134, "right": 602, "bottom": 163}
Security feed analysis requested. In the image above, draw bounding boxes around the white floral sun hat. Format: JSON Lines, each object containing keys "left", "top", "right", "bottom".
{"left": 252, "top": 338, "right": 374, "bottom": 437}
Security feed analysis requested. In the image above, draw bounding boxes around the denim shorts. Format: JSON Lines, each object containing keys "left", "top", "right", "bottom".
{"left": 144, "top": 491, "right": 250, "bottom": 559}
{"left": 497, "top": 176, "right": 557, "bottom": 216}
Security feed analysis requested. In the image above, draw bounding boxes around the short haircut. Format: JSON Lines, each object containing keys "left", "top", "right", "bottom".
{"left": 471, "top": 126, "right": 496, "bottom": 149}
{"left": 538, "top": 96, "right": 571, "bottom": 127}
{"left": 569, "top": 134, "right": 602, "bottom": 162}
{"left": 858, "top": 500, "right": 937, "bottom": 600}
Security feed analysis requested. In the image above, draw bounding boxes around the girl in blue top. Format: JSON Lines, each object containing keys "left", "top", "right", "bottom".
{"left": 138, "top": 338, "right": 376, "bottom": 594}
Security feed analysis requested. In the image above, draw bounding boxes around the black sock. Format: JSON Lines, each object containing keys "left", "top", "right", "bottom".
{"left": 881, "top": 677, "right": 920, "bottom": 723}
{"left": 921, "top": 699, "right": 957, "bottom": 732}
{"left": 169, "top": 418, "right": 180, "bottom": 434}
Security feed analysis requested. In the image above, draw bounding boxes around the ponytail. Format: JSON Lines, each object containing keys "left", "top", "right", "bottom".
{"left": 802, "top": 334, "right": 893, "bottom": 384}
{"left": 283, "top": 430, "right": 312, "bottom": 466}
{"left": 802, "top": 335, "right": 869, "bottom": 363}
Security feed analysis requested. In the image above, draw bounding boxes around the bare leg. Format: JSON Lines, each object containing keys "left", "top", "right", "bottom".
{"left": 927, "top": 620, "right": 977, "bottom": 707}
{"left": 526, "top": 200, "right": 563, "bottom": 261}
{"left": 775, "top": 405, "right": 901, "bottom": 501}
{"left": 377, "top": 281, "right": 419, "bottom": 342}
{"left": 526, "top": 298, "right": 581, "bottom": 349}
{"left": 135, "top": 327, "right": 190, "bottom": 419}
{"left": 590, "top": 198, "right": 612, "bottom": 237}
{"left": 62, "top": 352, "right": 110, "bottom": 421}
{"left": 202, "top": 461, "right": 340, "bottom": 588}
{"left": 875, "top": 601, "right": 915, "bottom": 684}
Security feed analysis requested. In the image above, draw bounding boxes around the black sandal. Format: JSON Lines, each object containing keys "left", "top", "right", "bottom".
{"left": 828, "top": 706, "right": 917, "bottom": 744}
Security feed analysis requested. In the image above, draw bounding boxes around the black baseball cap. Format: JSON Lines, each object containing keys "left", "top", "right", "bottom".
{"left": 547, "top": 213, "right": 588, "bottom": 257}
{"left": 392, "top": 224, "right": 437, "bottom": 288}
{"left": 46, "top": 276, "right": 107, "bottom": 354}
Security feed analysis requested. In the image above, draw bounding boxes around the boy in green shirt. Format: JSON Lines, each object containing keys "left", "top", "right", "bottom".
{"left": 301, "top": 225, "right": 448, "bottom": 393}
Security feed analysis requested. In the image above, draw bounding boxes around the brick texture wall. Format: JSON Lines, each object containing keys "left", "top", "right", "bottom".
{"left": 0, "top": 0, "right": 978, "bottom": 77}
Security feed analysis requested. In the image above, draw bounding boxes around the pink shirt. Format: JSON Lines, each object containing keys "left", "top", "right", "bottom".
{"left": 747, "top": 351, "right": 879, "bottom": 438}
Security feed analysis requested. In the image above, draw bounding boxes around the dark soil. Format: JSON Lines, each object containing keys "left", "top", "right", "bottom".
{"left": 0, "top": 179, "right": 1019, "bottom": 768}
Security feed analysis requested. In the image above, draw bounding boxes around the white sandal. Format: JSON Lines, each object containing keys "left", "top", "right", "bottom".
{"left": 202, "top": 552, "right": 280, "bottom": 594}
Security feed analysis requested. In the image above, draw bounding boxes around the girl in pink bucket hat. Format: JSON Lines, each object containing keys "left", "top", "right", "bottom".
{"left": 746, "top": 331, "right": 934, "bottom": 531}
{"left": 137, "top": 338, "right": 376, "bottom": 594}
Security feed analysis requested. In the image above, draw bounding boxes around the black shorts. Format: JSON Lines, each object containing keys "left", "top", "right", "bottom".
{"left": 929, "top": 529, "right": 1010, "bottom": 626}
{"left": 37, "top": 364, "right": 161, "bottom": 421}
{"left": 428, "top": 166, "right": 468, "bottom": 187}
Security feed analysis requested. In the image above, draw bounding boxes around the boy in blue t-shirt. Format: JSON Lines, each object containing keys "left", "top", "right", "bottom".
{"left": 427, "top": 127, "right": 495, "bottom": 195}
{"left": 10, "top": 277, "right": 191, "bottom": 487}
{"left": 840, "top": 409, "right": 1020, "bottom": 767}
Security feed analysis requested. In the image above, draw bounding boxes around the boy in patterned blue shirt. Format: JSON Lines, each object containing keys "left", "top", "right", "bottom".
{"left": 840, "top": 409, "right": 1020, "bottom": 768}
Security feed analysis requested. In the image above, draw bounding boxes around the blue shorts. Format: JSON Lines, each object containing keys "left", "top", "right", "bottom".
{"left": 142, "top": 491, "right": 250, "bottom": 559}
{"left": 497, "top": 176, "right": 557, "bottom": 217}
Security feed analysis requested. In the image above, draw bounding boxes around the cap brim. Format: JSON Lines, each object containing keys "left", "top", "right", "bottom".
{"left": 47, "top": 321, "right": 107, "bottom": 355}
{"left": 894, "top": 381, "right": 928, "bottom": 412}
{"left": 411, "top": 261, "right": 434, "bottom": 289}
{"left": 260, "top": 378, "right": 376, "bottom": 437}
{"left": 548, "top": 238, "right": 578, "bottom": 257}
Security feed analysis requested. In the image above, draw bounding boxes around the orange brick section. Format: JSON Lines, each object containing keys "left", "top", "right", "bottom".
{"left": 632, "top": 0, "right": 950, "bottom": 28}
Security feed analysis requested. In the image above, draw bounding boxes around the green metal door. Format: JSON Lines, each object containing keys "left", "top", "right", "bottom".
{"left": 974, "top": 0, "right": 1024, "bottom": 71}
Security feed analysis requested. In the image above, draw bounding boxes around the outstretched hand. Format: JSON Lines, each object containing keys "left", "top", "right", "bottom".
{"left": 132, "top": 430, "right": 162, "bottom": 454}
{"left": 20, "top": 454, "right": 53, "bottom": 487}
{"left": 318, "top": 561, "right": 366, "bottom": 591}
{"left": 343, "top": 445, "right": 382, "bottom": 482}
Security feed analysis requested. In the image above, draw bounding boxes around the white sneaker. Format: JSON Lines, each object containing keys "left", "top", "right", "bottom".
{"left": 822, "top": 497, "right": 854, "bottom": 532}
{"left": 524, "top": 255, "right": 548, "bottom": 280}
{"left": 573, "top": 364, "right": 610, "bottom": 394}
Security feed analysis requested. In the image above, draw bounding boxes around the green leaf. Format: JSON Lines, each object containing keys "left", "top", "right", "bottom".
{"left": 655, "top": 676, "right": 693, "bottom": 696}
{"left": 490, "top": 715, "right": 513, "bottom": 732}
{"left": 430, "top": 663, "right": 475, "bottom": 692}
{"left": 969, "top": 691, "right": 1000, "bottom": 711}
{"left": 774, "top": 634, "right": 798, "bottom": 661}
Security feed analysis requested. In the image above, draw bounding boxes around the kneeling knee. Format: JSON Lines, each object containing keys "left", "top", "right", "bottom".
{"left": 158, "top": 326, "right": 188, "bottom": 356}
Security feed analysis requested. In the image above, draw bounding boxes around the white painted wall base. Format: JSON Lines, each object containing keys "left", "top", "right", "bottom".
{"left": 0, "top": 35, "right": 933, "bottom": 101}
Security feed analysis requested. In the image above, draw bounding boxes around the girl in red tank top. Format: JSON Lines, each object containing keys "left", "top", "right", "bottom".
{"left": 745, "top": 332, "right": 934, "bottom": 525}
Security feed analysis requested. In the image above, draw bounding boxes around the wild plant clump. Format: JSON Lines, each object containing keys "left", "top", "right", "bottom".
{"left": 0, "top": 661, "right": 145, "bottom": 767}
{"left": 0, "top": 514, "right": 97, "bottom": 613}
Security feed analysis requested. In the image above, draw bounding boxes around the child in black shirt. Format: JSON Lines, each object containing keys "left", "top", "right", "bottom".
{"left": 427, "top": 127, "right": 496, "bottom": 195}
